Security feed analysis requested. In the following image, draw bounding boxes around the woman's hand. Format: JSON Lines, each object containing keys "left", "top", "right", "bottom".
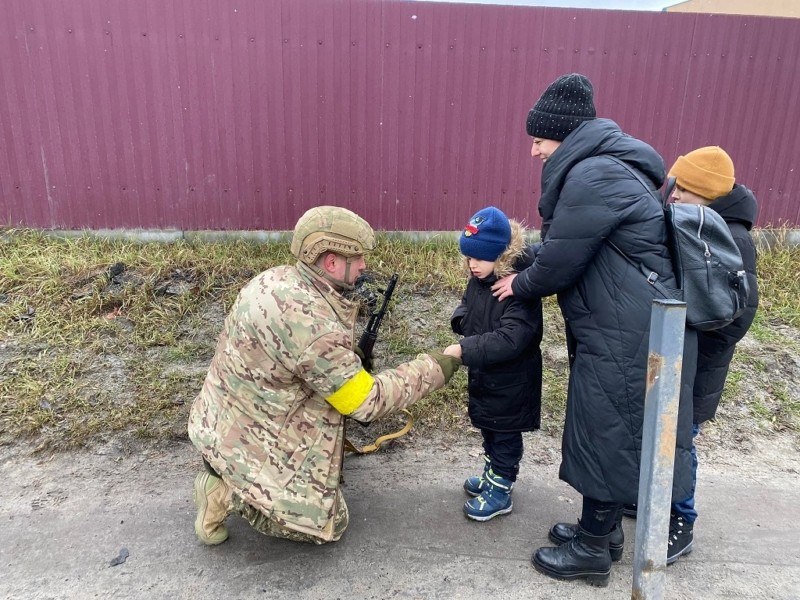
{"left": 491, "top": 273, "right": 517, "bottom": 301}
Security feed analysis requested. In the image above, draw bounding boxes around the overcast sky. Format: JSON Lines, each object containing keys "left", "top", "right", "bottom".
{"left": 410, "top": 0, "right": 671, "bottom": 11}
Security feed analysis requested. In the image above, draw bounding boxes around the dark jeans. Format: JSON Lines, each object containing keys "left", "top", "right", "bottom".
{"left": 671, "top": 422, "right": 701, "bottom": 523}
{"left": 481, "top": 429, "right": 523, "bottom": 482}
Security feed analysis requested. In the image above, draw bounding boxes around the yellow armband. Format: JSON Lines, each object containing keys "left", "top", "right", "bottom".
{"left": 325, "top": 369, "right": 375, "bottom": 415}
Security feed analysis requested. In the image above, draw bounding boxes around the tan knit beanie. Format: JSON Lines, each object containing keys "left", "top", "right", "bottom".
{"left": 668, "top": 146, "right": 735, "bottom": 200}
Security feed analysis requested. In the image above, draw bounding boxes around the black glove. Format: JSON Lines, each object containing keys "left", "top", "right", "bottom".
{"left": 428, "top": 352, "right": 462, "bottom": 384}
{"left": 354, "top": 346, "right": 373, "bottom": 373}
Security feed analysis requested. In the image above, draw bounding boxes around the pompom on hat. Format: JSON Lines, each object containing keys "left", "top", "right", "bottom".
{"left": 526, "top": 73, "right": 596, "bottom": 141}
{"left": 669, "top": 146, "right": 735, "bottom": 200}
{"left": 459, "top": 206, "right": 511, "bottom": 262}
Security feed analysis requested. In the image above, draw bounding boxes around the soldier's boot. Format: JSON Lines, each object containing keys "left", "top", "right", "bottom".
{"left": 193, "top": 471, "right": 233, "bottom": 545}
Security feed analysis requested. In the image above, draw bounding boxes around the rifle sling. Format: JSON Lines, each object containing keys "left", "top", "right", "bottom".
{"left": 344, "top": 409, "right": 414, "bottom": 454}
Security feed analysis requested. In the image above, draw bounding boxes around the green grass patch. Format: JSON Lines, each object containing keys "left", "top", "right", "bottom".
{"left": 756, "top": 231, "right": 800, "bottom": 327}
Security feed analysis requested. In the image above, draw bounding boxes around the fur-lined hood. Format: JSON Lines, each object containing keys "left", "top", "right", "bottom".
{"left": 494, "top": 220, "right": 527, "bottom": 277}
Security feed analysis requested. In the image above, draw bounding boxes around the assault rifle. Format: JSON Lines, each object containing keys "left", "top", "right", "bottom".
{"left": 347, "top": 272, "right": 413, "bottom": 453}
{"left": 357, "top": 273, "right": 398, "bottom": 372}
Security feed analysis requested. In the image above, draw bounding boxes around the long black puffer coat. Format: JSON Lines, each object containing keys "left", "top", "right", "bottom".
{"left": 512, "top": 118, "right": 695, "bottom": 504}
{"left": 693, "top": 184, "right": 759, "bottom": 424}
{"left": 452, "top": 228, "right": 543, "bottom": 433}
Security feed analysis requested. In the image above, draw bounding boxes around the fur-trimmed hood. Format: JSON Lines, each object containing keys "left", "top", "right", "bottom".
{"left": 493, "top": 219, "right": 527, "bottom": 278}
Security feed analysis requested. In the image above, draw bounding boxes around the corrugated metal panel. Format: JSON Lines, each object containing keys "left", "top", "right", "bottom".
{"left": 670, "top": 14, "right": 800, "bottom": 226}
{"left": 0, "top": 1, "right": 798, "bottom": 230}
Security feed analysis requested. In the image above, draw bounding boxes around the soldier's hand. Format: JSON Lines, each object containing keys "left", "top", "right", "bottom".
{"left": 429, "top": 352, "right": 462, "bottom": 385}
{"left": 354, "top": 346, "right": 373, "bottom": 373}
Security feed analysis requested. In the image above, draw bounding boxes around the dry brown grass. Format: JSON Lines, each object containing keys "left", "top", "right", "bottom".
{"left": 1, "top": 229, "right": 797, "bottom": 450}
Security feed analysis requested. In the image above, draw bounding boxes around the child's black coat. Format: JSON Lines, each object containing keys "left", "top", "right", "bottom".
{"left": 451, "top": 272, "right": 543, "bottom": 432}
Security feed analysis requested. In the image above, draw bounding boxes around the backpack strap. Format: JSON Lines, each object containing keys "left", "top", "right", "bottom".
{"left": 604, "top": 156, "right": 676, "bottom": 301}
{"left": 606, "top": 239, "right": 675, "bottom": 300}
{"left": 606, "top": 156, "right": 669, "bottom": 208}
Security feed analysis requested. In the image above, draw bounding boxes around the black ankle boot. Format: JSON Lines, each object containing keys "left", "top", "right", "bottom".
{"left": 532, "top": 527, "right": 612, "bottom": 587}
{"left": 548, "top": 520, "right": 624, "bottom": 561}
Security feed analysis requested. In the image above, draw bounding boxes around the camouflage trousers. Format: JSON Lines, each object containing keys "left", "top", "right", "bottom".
{"left": 231, "top": 492, "right": 349, "bottom": 545}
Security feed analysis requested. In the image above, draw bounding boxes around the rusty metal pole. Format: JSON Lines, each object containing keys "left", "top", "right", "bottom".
{"left": 632, "top": 299, "right": 686, "bottom": 600}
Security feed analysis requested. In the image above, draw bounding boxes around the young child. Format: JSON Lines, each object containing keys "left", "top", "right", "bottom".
{"left": 445, "top": 206, "right": 543, "bottom": 521}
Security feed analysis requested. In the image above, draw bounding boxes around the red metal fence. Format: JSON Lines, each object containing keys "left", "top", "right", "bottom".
{"left": 1, "top": 0, "right": 798, "bottom": 230}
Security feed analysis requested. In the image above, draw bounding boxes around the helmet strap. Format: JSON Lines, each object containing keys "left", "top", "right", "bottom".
{"left": 309, "top": 255, "right": 355, "bottom": 292}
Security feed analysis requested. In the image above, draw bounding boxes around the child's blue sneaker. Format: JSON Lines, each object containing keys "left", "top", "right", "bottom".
{"left": 463, "top": 475, "right": 486, "bottom": 497}
{"left": 464, "top": 455, "right": 515, "bottom": 497}
{"left": 463, "top": 454, "right": 491, "bottom": 497}
{"left": 463, "top": 469, "right": 513, "bottom": 521}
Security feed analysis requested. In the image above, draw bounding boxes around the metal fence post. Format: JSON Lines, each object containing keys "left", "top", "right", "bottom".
{"left": 632, "top": 299, "right": 686, "bottom": 600}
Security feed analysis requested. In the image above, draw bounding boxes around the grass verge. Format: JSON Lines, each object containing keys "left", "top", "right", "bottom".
{"left": 1, "top": 228, "right": 798, "bottom": 450}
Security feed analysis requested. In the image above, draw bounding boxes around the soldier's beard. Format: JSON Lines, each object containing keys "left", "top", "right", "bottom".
{"left": 307, "top": 256, "right": 362, "bottom": 294}
{"left": 323, "top": 273, "right": 354, "bottom": 292}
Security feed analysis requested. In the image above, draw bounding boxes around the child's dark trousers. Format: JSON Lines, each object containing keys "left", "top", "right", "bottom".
{"left": 481, "top": 429, "right": 523, "bottom": 482}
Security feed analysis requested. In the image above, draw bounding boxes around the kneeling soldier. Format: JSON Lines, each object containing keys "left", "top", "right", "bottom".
{"left": 188, "top": 205, "right": 461, "bottom": 545}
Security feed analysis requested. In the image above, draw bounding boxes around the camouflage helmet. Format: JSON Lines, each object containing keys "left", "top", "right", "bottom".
{"left": 291, "top": 206, "right": 376, "bottom": 265}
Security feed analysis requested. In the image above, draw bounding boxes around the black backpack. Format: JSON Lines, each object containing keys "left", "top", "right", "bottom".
{"left": 607, "top": 158, "right": 749, "bottom": 331}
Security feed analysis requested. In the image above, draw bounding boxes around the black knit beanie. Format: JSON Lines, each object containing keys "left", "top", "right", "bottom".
{"left": 526, "top": 73, "right": 596, "bottom": 141}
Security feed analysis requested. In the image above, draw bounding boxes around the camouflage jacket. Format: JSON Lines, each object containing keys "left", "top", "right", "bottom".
{"left": 188, "top": 262, "right": 446, "bottom": 541}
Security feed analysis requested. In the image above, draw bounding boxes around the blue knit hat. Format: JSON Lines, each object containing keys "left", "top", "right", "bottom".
{"left": 459, "top": 206, "right": 511, "bottom": 261}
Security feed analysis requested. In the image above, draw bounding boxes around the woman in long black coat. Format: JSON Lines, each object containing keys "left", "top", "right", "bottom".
{"left": 493, "top": 73, "right": 696, "bottom": 586}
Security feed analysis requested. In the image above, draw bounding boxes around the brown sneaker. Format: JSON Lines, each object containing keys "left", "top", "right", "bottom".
{"left": 193, "top": 471, "right": 233, "bottom": 545}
